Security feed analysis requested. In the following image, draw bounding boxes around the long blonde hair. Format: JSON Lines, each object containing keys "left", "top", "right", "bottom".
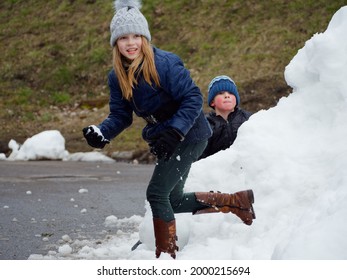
{"left": 113, "top": 37, "right": 160, "bottom": 101}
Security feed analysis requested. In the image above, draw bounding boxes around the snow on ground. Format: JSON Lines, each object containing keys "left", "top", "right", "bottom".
{"left": 3, "top": 6, "right": 347, "bottom": 260}
{"left": 1, "top": 130, "right": 114, "bottom": 162}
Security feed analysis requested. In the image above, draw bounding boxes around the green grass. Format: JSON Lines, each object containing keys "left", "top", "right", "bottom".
{"left": 0, "top": 0, "right": 346, "bottom": 150}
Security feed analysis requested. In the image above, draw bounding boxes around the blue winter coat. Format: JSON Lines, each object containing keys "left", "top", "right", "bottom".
{"left": 98, "top": 47, "right": 212, "bottom": 144}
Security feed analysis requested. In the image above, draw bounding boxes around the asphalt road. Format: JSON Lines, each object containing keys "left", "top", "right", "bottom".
{"left": 0, "top": 160, "right": 154, "bottom": 260}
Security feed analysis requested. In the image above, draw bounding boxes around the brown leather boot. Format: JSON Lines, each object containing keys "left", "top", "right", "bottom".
{"left": 193, "top": 190, "right": 256, "bottom": 225}
{"left": 153, "top": 218, "right": 179, "bottom": 259}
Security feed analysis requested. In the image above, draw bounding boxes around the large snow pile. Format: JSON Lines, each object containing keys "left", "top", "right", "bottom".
{"left": 139, "top": 5, "right": 347, "bottom": 260}
{"left": 25, "top": 6, "right": 347, "bottom": 259}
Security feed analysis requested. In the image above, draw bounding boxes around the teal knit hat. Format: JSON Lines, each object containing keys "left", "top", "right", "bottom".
{"left": 207, "top": 75, "right": 240, "bottom": 108}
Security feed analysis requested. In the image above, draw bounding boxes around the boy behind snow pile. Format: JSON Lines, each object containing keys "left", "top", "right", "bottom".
{"left": 199, "top": 75, "right": 252, "bottom": 159}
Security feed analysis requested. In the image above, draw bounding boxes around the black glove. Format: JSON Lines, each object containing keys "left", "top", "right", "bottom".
{"left": 82, "top": 125, "right": 110, "bottom": 149}
{"left": 150, "top": 128, "right": 183, "bottom": 161}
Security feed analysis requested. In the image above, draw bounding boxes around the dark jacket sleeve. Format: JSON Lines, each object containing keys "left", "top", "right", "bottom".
{"left": 98, "top": 71, "right": 133, "bottom": 140}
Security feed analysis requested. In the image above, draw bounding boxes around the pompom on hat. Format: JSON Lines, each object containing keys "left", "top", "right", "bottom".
{"left": 207, "top": 75, "right": 240, "bottom": 108}
{"left": 110, "top": 0, "right": 151, "bottom": 47}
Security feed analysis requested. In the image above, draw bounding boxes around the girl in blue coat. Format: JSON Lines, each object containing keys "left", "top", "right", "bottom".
{"left": 83, "top": 0, "right": 255, "bottom": 259}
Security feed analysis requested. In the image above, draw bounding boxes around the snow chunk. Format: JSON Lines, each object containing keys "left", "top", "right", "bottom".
{"left": 58, "top": 244, "right": 73, "bottom": 255}
{"left": 104, "top": 215, "right": 118, "bottom": 227}
{"left": 61, "top": 235, "right": 72, "bottom": 243}
{"left": 78, "top": 188, "right": 88, "bottom": 194}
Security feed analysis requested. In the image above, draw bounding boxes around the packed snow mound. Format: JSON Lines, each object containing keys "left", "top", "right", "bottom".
{"left": 138, "top": 5, "right": 347, "bottom": 260}
{"left": 7, "top": 130, "right": 69, "bottom": 161}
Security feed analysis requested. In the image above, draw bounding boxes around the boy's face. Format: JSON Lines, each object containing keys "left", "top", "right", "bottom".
{"left": 116, "top": 33, "right": 143, "bottom": 61}
{"left": 211, "top": 91, "right": 237, "bottom": 112}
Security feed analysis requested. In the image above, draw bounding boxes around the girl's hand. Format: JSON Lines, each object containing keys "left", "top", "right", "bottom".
{"left": 82, "top": 125, "right": 110, "bottom": 149}
{"left": 149, "top": 128, "right": 182, "bottom": 161}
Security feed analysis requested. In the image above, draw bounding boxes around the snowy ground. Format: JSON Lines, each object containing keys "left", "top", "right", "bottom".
{"left": 2, "top": 6, "right": 347, "bottom": 261}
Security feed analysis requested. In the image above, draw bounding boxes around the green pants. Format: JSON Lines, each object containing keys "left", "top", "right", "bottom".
{"left": 146, "top": 140, "right": 208, "bottom": 222}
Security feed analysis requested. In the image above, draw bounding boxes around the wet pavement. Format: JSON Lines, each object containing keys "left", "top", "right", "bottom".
{"left": 0, "top": 160, "right": 154, "bottom": 259}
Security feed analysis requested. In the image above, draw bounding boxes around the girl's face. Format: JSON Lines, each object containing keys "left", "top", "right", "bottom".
{"left": 211, "top": 91, "right": 237, "bottom": 112}
{"left": 116, "top": 34, "right": 143, "bottom": 61}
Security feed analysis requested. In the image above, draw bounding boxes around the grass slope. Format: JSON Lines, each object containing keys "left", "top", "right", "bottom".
{"left": 0, "top": 0, "right": 345, "bottom": 156}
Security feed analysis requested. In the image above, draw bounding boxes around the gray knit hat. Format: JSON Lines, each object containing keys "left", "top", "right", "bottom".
{"left": 110, "top": 0, "right": 151, "bottom": 47}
